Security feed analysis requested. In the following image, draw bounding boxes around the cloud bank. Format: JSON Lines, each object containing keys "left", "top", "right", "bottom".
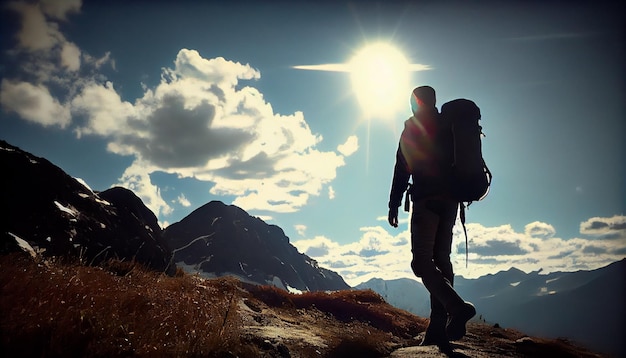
{"left": 1, "top": 0, "right": 357, "bottom": 218}
{"left": 292, "top": 215, "right": 626, "bottom": 286}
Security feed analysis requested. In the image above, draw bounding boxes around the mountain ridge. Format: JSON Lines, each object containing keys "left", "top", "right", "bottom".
{"left": 1, "top": 139, "right": 347, "bottom": 292}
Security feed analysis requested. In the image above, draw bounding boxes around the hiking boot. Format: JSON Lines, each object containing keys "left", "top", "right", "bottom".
{"left": 446, "top": 301, "right": 476, "bottom": 341}
{"left": 420, "top": 329, "right": 447, "bottom": 347}
{"left": 420, "top": 318, "right": 451, "bottom": 352}
{"left": 420, "top": 332, "right": 452, "bottom": 354}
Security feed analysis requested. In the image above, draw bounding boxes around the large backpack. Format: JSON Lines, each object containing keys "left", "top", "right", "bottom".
{"left": 440, "top": 98, "right": 492, "bottom": 266}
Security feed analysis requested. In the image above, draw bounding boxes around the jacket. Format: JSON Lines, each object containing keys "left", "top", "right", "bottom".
{"left": 388, "top": 107, "right": 451, "bottom": 209}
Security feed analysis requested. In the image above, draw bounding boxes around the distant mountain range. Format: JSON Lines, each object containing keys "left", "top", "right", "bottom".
{"left": 0, "top": 139, "right": 347, "bottom": 291}
{"left": 356, "top": 260, "right": 626, "bottom": 357}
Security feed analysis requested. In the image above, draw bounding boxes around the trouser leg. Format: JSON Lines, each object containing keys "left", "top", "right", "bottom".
{"left": 411, "top": 199, "right": 463, "bottom": 313}
{"left": 431, "top": 199, "right": 458, "bottom": 320}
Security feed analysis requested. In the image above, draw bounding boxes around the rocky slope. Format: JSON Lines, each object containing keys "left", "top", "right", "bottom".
{"left": 0, "top": 140, "right": 173, "bottom": 274}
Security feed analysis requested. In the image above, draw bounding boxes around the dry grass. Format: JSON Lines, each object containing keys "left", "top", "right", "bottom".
{"left": 248, "top": 284, "right": 425, "bottom": 338}
{"left": 0, "top": 253, "right": 424, "bottom": 357}
{"left": 1, "top": 252, "right": 605, "bottom": 358}
{"left": 1, "top": 253, "right": 253, "bottom": 357}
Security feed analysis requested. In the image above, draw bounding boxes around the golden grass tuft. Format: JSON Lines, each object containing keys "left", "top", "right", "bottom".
{"left": 0, "top": 253, "right": 252, "bottom": 357}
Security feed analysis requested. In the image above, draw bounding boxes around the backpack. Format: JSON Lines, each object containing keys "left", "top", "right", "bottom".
{"left": 440, "top": 98, "right": 492, "bottom": 266}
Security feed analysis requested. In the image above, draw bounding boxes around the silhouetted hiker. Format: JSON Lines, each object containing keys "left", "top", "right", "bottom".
{"left": 388, "top": 86, "right": 476, "bottom": 349}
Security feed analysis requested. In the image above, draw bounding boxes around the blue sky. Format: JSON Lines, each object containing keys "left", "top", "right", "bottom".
{"left": 1, "top": 0, "right": 624, "bottom": 285}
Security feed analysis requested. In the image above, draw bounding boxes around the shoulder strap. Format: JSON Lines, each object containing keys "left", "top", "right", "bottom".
{"left": 460, "top": 202, "right": 469, "bottom": 268}
{"left": 404, "top": 183, "right": 412, "bottom": 212}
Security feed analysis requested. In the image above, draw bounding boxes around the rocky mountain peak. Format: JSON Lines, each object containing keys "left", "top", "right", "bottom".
{"left": 163, "top": 201, "right": 348, "bottom": 292}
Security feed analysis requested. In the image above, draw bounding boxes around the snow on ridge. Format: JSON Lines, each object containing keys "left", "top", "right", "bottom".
{"left": 74, "top": 179, "right": 112, "bottom": 206}
{"left": 8, "top": 232, "right": 37, "bottom": 258}
{"left": 74, "top": 177, "right": 94, "bottom": 193}
{"left": 54, "top": 201, "right": 77, "bottom": 217}
{"left": 287, "top": 284, "right": 303, "bottom": 294}
{"left": 545, "top": 277, "right": 560, "bottom": 284}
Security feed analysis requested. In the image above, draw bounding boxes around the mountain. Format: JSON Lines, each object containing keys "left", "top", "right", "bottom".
{"left": 356, "top": 277, "right": 431, "bottom": 317}
{"left": 0, "top": 140, "right": 173, "bottom": 274}
{"left": 357, "top": 260, "right": 626, "bottom": 357}
{"left": 1, "top": 139, "right": 347, "bottom": 292}
{"left": 162, "top": 201, "right": 349, "bottom": 292}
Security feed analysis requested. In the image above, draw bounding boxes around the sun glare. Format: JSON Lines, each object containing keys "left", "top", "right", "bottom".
{"left": 349, "top": 43, "right": 412, "bottom": 120}
{"left": 292, "top": 42, "right": 431, "bottom": 122}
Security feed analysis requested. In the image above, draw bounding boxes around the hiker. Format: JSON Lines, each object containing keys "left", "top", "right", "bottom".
{"left": 388, "top": 86, "right": 476, "bottom": 348}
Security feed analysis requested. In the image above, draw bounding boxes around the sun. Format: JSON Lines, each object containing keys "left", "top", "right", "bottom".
{"left": 349, "top": 43, "right": 413, "bottom": 120}
{"left": 292, "top": 42, "right": 430, "bottom": 121}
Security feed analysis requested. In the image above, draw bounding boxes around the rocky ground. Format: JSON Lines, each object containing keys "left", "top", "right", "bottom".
{"left": 238, "top": 295, "right": 605, "bottom": 358}
{"left": 0, "top": 253, "right": 607, "bottom": 358}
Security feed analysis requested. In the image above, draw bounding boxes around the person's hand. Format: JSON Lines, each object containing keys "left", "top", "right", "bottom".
{"left": 388, "top": 207, "right": 399, "bottom": 228}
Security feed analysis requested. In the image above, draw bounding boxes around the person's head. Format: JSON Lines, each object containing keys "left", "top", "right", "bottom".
{"left": 410, "top": 86, "right": 436, "bottom": 114}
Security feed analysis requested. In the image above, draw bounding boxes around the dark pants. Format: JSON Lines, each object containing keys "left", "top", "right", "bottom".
{"left": 410, "top": 198, "right": 463, "bottom": 324}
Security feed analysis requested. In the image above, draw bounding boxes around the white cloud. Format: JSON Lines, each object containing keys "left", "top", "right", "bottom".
{"left": 293, "top": 235, "right": 343, "bottom": 258}
{"left": 115, "top": 161, "right": 173, "bottom": 218}
{"left": 60, "top": 41, "right": 81, "bottom": 71}
{"left": 293, "top": 226, "right": 415, "bottom": 286}
{"left": 328, "top": 186, "right": 335, "bottom": 200}
{"left": 40, "top": 0, "right": 81, "bottom": 20}
{"left": 71, "top": 81, "right": 136, "bottom": 138}
{"left": 294, "top": 215, "right": 626, "bottom": 286}
{"left": 453, "top": 217, "right": 626, "bottom": 278}
{"left": 177, "top": 194, "right": 191, "bottom": 207}
{"left": 294, "top": 224, "right": 307, "bottom": 236}
{"left": 9, "top": 2, "right": 63, "bottom": 51}
{"left": 8, "top": 44, "right": 352, "bottom": 216}
{"left": 83, "top": 51, "right": 113, "bottom": 70}
{"left": 3, "top": 0, "right": 112, "bottom": 95}
{"left": 0, "top": 80, "right": 71, "bottom": 127}
{"left": 580, "top": 215, "right": 626, "bottom": 239}
{"left": 337, "top": 135, "right": 359, "bottom": 156}
{"left": 524, "top": 221, "right": 556, "bottom": 239}
{"left": 7, "top": 1, "right": 87, "bottom": 80}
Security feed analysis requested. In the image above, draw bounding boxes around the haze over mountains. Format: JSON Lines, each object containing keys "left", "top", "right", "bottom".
{"left": 1, "top": 139, "right": 623, "bottom": 356}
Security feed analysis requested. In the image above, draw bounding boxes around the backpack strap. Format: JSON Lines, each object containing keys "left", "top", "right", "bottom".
{"left": 460, "top": 202, "right": 469, "bottom": 268}
{"left": 404, "top": 183, "right": 412, "bottom": 212}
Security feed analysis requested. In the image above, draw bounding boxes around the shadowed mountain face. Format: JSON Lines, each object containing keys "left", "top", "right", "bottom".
{"left": 0, "top": 140, "right": 174, "bottom": 274}
{"left": 163, "top": 201, "right": 349, "bottom": 292}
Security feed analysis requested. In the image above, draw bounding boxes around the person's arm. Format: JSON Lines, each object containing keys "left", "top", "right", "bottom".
{"left": 388, "top": 145, "right": 410, "bottom": 227}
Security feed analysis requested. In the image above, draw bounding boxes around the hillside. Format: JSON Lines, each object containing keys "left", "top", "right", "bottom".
{"left": 0, "top": 252, "right": 607, "bottom": 358}
{"left": 357, "top": 261, "right": 626, "bottom": 357}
